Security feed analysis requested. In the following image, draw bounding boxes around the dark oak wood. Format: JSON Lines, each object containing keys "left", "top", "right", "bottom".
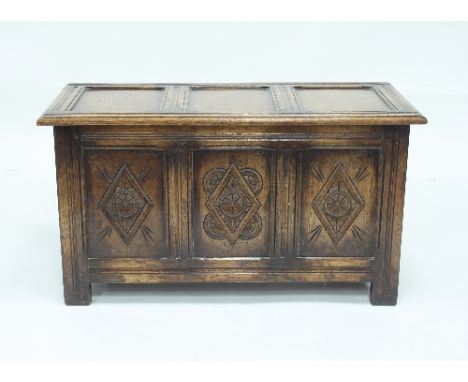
{"left": 38, "top": 83, "right": 426, "bottom": 305}
{"left": 53, "top": 127, "right": 91, "bottom": 305}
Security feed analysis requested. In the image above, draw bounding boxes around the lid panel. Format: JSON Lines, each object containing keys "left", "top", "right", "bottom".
{"left": 295, "top": 88, "right": 393, "bottom": 113}
{"left": 72, "top": 88, "right": 164, "bottom": 113}
{"left": 188, "top": 88, "right": 274, "bottom": 114}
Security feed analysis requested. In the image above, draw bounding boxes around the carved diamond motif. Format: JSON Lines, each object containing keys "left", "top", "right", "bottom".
{"left": 312, "top": 163, "right": 365, "bottom": 244}
{"left": 204, "top": 164, "right": 262, "bottom": 245}
{"left": 99, "top": 164, "right": 153, "bottom": 244}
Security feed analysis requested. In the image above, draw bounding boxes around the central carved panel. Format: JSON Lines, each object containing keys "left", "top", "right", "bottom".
{"left": 203, "top": 164, "right": 263, "bottom": 245}
{"left": 192, "top": 149, "right": 273, "bottom": 258}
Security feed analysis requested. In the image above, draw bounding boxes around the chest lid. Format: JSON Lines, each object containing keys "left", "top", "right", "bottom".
{"left": 37, "top": 83, "right": 427, "bottom": 126}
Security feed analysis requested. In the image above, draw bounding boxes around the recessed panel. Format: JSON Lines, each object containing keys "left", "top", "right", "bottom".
{"left": 191, "top": 149, "right": 275, "bottom": 257}
{"left": 73, "top": 88, "right": 164, "bottom": 113}
{"left": 295, "top": 88, "right": 392, "bottom": 112}
{"left": 84, "top": 149, "right": 167, "bottom": 258}
{"left": 188, "top": 88, "right": 274, "bottom": 113}
{"left": 298, "top": 149, "right": 381, "bottom": 257}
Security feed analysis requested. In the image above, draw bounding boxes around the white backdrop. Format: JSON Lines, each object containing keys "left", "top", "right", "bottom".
{"left": 0, "top": 22, "right": 467, "bottom": 360}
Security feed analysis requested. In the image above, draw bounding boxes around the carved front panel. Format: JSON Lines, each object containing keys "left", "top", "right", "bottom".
{"left": 192, "top": 149, "right": 274, "bottom": 258}
{"left": 298, "top": 149, "right": 381, "bottom": 257}
{"left": 84, "top": 149, "right": 167, "bottom": 258}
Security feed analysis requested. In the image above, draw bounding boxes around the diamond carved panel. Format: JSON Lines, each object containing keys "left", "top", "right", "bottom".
{"left": 99, "top": 164, "right": 153, "bottom": 245}
{"left": 203, "top": 164, "right": 263, "bottom": 245}
{"left": 312, "top": 163, "right": 365, "bottom": 244}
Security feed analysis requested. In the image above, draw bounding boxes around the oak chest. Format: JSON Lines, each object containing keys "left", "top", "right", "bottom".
{"left": 37, "top": 83, "right": 427, "bottom": 305}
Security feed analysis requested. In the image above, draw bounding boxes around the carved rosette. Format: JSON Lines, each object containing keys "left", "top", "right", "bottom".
{"left": 99, "top": 164, "right": 153, "bottom": 244}
{"left": 312, "top": 163, "right": 365, "bottom": 244}
{"left": 203, "top": 164, "right": 263, "bottom": 245}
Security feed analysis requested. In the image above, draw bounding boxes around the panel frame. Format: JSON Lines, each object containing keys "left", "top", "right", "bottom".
{"left": 370, "top": 125, "right": 410, "bottom": 305}
{"left": 54, "top": 126, "right": 91, "bottom": 305}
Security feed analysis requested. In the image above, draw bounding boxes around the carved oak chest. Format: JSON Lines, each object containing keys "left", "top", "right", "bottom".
{"left": 37, "top": 83, "right": 427, "bottom": 305}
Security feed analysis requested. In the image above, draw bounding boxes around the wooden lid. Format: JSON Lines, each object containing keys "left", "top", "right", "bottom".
{"left": 37, "top": 83, "right": 427, "bottom": 126}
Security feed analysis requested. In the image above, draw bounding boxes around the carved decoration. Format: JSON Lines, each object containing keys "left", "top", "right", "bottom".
{"left": 308, "top": 224, "right": 323, "bottom": 242}
{"left": 203, "top": 164, "right": 263, "bottom": 245}
{"left": 98, "top": 164, "right": 153, "bottom": 245}
{"left": 354, "top": 166, "right": 369, "bottom": 182}
{"left": 310, "top": 165, "right": 325, "bottom": 182}
{"left": 99, "top": 226, "right": 113, "bottom": 241}
{"left": 351, "top": 225, "right": 367, "bottom": 243}
{"left": 312, "top": 163, "right": 365, "bottom": 244}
